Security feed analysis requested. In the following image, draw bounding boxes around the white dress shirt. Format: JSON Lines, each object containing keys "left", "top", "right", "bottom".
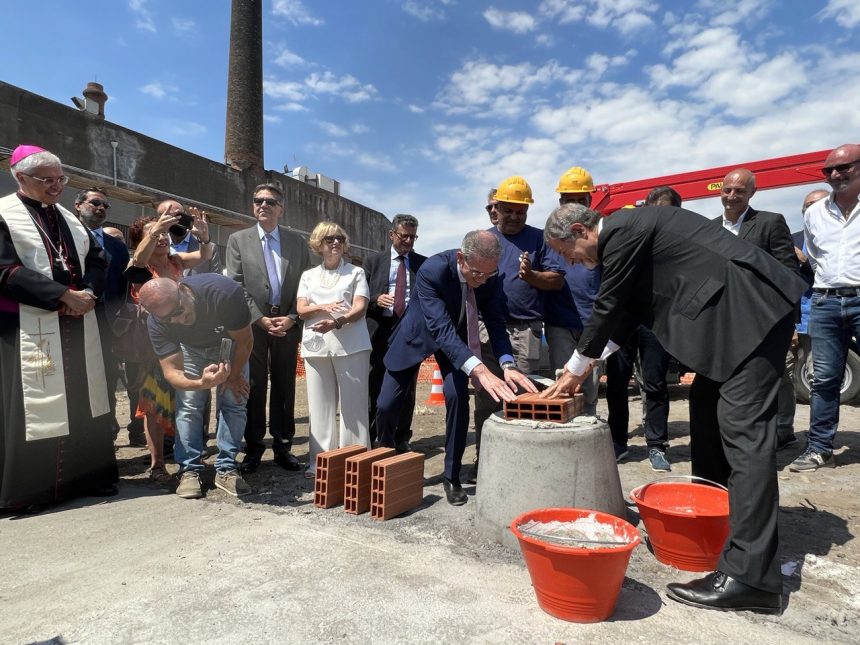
{"left": 721, "top": 207, "right": 749, "bottom": 236}
{"left": 804, "top": 194, "right": 860, "bottom": 288}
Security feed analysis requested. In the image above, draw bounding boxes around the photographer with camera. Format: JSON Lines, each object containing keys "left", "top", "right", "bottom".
{"left": 137, "top": 275, "right": 253, "bottom": 500}
{"left": 123, "top": 202, "right": 215, "bottom": 485}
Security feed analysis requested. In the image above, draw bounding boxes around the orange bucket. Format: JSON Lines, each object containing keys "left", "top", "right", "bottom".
{"left": 630, "top": 476, "right": 729, "bottom": 572}
{"left": 510, "top": 507, "right": 640, "bottom": 623}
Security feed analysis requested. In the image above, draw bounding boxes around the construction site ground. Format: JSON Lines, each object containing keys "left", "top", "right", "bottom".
{"left": 1, "top": 381, "right": 858, "bottom": 644}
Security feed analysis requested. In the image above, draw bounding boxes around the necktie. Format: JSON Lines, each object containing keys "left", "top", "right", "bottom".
{"left": 95, "top": 229, "right": 104, "bottom": 247}
{"left": 393, "top": 255, "right": 406, "bottom": 318}
{"left": 263, "top": 234, "right": 281, "bottom": 305}
{"left": 465, "top": 286, "right": 481, "bottom": 358}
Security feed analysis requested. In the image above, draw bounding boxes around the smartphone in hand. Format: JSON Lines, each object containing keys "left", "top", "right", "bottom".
{"left": 219, "top": 337, "right": 233, "bottom": 364}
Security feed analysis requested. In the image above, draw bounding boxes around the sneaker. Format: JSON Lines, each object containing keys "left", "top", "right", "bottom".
{"left": 214, "top": 470, "right": 252, "bottom": 497}
{"left": 649, "top": 448, "right": 671, "bottom": 472}
{"left": 614, "top": 443, "right": 629, "bottom": 462}
{"left": 176, "top": 471, "right": 203, "bottom": 499}
{"left": 789, "top": 448, "right": 835, "bottom": 472}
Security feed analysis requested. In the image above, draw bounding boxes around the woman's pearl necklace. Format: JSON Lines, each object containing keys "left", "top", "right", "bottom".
{"left": 320, "top": 258, "right": 343, "bottom": 289}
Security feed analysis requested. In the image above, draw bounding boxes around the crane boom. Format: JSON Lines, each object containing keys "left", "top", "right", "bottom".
{"left": 590, "top": 148, "right": 838, "bottom": 215}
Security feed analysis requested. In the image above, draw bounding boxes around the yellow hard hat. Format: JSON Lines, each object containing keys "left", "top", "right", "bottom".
{"left": 495, "top": 175, "right": 534, "bottom": 205}
{"left": 555, "top": 166, "right": 594, "bottom": 194}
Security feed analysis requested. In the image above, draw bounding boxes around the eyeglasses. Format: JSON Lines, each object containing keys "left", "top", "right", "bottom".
{"left": 822, "top": 162, "right": 858, "bottom": 177}
{"left": 24, "top": 174, "right": 69, "bottom": 186}
{"left": 323, "top": 235, "right": 346, "bottom": 245}
{"left": 485, "top": 204, "right": 496, "bottom": 213}
{"left": 253, "top": 197, "right": 280, "bottom": 206}
{"left": 392, "top": 230, "right": 419, "bottom": 241}
{"left": 86, "top": 199, "right": 111, "bottom": 210}
{"left": 463, "top": 258, "right": 498, "bottom": 279}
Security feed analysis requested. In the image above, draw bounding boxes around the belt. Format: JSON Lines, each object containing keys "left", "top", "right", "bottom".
{"left": 813, "top": 287, "right": 860, "bottom": 297}
{"left": 266, "top": 304, "right": 281, "bottom": 315}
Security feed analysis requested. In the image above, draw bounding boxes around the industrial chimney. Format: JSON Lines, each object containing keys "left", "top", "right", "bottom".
{"left": 224, "top": 0, "right": 264, "bottom": 171}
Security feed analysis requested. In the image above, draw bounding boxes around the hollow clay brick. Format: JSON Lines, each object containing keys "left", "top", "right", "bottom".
{"left": 344, "top": 447, "right": 396, "bottom": 514}
{"left": 314, "top": 444, "right": 367, "bottom": 509}
{"left": 370, "top": 452, "right": 425, "bottom": 520}
{"left": 503, "top": 392, "right": 584, "bottom": 423}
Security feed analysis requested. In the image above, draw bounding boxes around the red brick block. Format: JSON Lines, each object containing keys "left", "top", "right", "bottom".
{"left": 344, "top": 447, "right": 396, "bottom": 515}
{"left": 503, "top": 392, "right": 584, "bottom": 423}
{"left": 314, "top": 444, "right": 367, "bottom": 509}
{"left": 370, "top": 452, "right": 425, "bottom": 521}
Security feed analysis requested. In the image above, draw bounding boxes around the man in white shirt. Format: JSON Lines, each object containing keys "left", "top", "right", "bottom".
{"left": 794, "top": 143, "right": 860, "bottom": 471}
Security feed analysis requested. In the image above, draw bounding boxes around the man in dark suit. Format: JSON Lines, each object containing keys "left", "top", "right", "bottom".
{"left": 74, "top": 188, "right": 130, "bottom": 437}
{"left": 364, "top": 214, "right": 426, "bottom": 450}
{"left": 705, "top": 168, "right": 799, "bottom": 458}
{"left": 541, "top": 203, "right": 806, "bottom": 614}
{"left": 224, "top": 183, "right": 312, "bottom": 473}
{"left": 375, "top": 230, "right": 536, "bottom": 505}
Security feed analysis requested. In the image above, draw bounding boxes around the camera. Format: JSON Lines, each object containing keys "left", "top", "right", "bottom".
{"left": 169, "top": 212, "right": 194, "bottom": 237}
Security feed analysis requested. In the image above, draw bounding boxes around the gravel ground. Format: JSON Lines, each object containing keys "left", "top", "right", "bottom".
{"left": 1, "top": 379, "right": 858, "bottom": 644}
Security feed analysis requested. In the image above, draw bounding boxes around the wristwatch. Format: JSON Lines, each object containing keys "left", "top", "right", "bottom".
{"left": 501, "top": 361, "right": 516, "bottom": 371}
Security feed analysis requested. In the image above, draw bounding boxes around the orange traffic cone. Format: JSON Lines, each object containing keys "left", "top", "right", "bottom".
{"left": 425, "top": 366, "right": 445, "bottom": 405}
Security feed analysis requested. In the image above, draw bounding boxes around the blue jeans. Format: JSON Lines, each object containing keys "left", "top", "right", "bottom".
{"left": 808, "top": 293, "right": 860, "bottom": 453}
{"left": 174, "top": 344, "right": 248, "bottom": 473}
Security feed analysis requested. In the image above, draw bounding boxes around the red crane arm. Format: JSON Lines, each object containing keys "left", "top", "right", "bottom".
{"left": 590, "top": 148, "right": 837, "bottom": 215}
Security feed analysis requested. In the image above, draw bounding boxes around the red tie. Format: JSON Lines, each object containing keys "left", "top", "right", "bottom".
{"left": 393, "top": 255, "right": 406, "bottom": 318}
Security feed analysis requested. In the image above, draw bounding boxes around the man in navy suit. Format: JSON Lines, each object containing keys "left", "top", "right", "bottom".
{"left": 375, "top": 230, "right": 536, "bottom": 506}
{"left": 74, "top": 188, "right": 130, "bottom": 436}
{"left": 364, "top": 214, "right": 426, "bottom": 449}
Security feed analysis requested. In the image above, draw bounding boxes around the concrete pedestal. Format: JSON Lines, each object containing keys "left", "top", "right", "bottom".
{"left": 475, "top": 413, "right": 626, "bottom": 549}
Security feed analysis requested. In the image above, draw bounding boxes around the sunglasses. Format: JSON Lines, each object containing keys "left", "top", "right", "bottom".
{"left": 159, "top": 296, "right": 186, "bottom": 322}
{"left": 822, "top": 162, "right": 858, "bottom": 177}
{"left": 324, "top": 235, "right": 346, "bottom": 244}
{"left": 253, "top": 197, "right": 280, "bottom": 206}
{"left": 485, "top": 204, "right": 496, "bottom": 213}
{"left": 86, "top": 199, "right": 111, "bottom": 210}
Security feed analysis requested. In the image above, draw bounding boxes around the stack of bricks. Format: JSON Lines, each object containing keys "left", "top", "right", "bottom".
{"left": 344, "top": 447, "right": 396, "bottom": 514}
{"left": 503, "top": 392, "right": 584, "bottom": 423}
{"left": 313, "top": 445, "right": 367, "bottom": 509}
{"left": 370, "top": 452, "right": 425, "bottom": 521}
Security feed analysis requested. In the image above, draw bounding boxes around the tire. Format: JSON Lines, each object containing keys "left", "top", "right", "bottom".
{"left": 794, "top": 346, "right": 860, "bottom": 404}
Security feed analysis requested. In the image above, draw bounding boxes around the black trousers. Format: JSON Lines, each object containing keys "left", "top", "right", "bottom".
{"left": 245, "top": 324, "right": 300, "bottom": 458}
{"left": 368, "top": 317, "right": 417, "bottom": 445}
{"left": 605, "top": 326, "right": 670, "bottom": 449}
{"left": 688, "top": 313, "right": 794, "bottom": 593}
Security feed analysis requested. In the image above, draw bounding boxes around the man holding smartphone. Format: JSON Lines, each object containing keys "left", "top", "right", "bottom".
{"left": 137, "top": 274, "right": 254, "bottom": 500}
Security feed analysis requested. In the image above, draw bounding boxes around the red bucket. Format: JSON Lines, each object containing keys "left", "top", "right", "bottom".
{"left": 510, "top": 507, "right": 640, "bottom": 623}
{"left": 630, "top": 476, "right": 729, "bottom": 572}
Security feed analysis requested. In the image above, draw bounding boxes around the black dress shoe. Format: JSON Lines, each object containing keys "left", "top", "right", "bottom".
{"left": 273, "top": 452, "right": 303, "bottom": 472}
{"left": 442, "top": 478, "right": 468, "bottom": 506}
{"left": 239, "top": 455, "right": 262, "bottom": 474}
{"left": 395, "top": 441, "right": 412, "bottom": 454}
{"left": 666, "top": 571, "right": 782, "bottom": 614}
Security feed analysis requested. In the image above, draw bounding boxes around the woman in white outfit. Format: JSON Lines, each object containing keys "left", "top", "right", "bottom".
{"left": 297, "top": 222, "right": 372, "bottom": 477}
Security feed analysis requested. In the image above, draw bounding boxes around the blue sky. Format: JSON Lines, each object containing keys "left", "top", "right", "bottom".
{"left": 4, "top": 0, "right": 860, "bottom": 253}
